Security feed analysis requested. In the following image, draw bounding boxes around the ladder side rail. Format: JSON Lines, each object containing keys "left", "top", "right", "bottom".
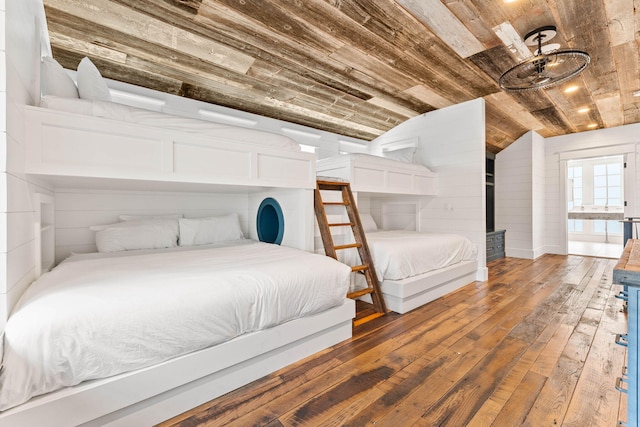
{"left": 314, "top": 188, "right": 338, "bottom": 259}
{"left": 341, "top": 186, "right": 387, "bottom": 314}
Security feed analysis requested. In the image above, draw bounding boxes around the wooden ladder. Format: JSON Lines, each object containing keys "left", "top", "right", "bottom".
{"left": 314, "top": 179, "right": 387, "bottom": 326}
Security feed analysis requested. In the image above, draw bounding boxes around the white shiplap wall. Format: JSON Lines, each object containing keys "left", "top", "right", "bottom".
{"left": 1, "top": 0, "right": 53, "bottom": 328}
{"left": 369, "top": 99, "right": 488, "bottom": 280}
{"left": 495, "top": 130, "right": 546, "bottom": 259}
{"left": 54, "top": 186, "right": 314, "bottom": 264}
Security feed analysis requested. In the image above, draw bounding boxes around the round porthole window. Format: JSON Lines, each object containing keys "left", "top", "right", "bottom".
{"left": 257, "top": 197, "right": 284, "bottom": 245}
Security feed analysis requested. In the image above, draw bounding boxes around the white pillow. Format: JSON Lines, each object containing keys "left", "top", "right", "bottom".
{"left": 38, "top": 95, "right": 95, "bottom": 115}
{"left": 179, "top": 213, "right": 244, "bottom": 246}
{"left": 383, "top": 147, "right": 417, "bottom": 163}
{"left": 360, "top": 213, "right": 378, "bottom": 232}
{"left": 119, "top": 214, "right": 183, "bottom": 221}
{"left": 76, "top": 57, "right": 111, "bottom": 102}
{"left": 41, "top": 57, "right": 79, "bottom": 98}
{"left": 90, "top": 219, "right": 179, "bottom": 253}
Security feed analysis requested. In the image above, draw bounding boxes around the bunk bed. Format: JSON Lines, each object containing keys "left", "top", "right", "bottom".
{"left": 316, "top": 152, "right": 436, "bottom": 195}
{"left": 316, "top": 153, "right": 479, "bottom": 314}
{"left": 0, "top": 56, "right": 354, "bottom": 426}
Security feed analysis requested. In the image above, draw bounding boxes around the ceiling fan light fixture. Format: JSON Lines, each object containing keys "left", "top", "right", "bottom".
{"left": 498, "top": 26, "right": 591, "bottom": 92}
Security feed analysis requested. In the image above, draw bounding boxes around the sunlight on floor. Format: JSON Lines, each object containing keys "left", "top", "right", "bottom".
{"left": 568, "top": 240, "right": 623, "bottom": 259}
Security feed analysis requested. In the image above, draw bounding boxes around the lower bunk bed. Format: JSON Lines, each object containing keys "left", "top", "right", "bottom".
{"left": 0, "top": 238, "right": 354, "bottom": 426}
{"left": 353, "top": 217, "right": 478, "bottom": 314}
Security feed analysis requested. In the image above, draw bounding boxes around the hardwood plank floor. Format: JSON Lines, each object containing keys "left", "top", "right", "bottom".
{"left": 158, "top": 255, "right": 628, "bottom": 426}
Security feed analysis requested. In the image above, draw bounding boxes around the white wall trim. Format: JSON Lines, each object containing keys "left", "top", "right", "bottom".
{"left": 557, "top": 143, "right": 636, "bottom": 160}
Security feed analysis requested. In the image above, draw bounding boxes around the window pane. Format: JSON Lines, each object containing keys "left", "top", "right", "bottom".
{"left": 568, "top": 219, "right": 584, "bottom": 232}
{"left": 594, "top": 164, "right": 607, "bottom": 175}
{"left": 574, "top": 189, "right": 583, "bottom": 199}
{"left": 609, "top": 175, "right": 621, "bottom": 186}
{"left": 594, "top": 198, "right": 606, "bottom": 205}
{"left": 609, "top": 198, "right": 622, "bottom": 206}
{"left": 608, "top": 163, "right": 621, "bottom": 174}
{"left": 609, "top": 187, "right": 621, "bottom": 198}
{"left": 574, "top": 167, "right": 582, "bottom": 177}
{"left": 594, "top": 176, "right": 607, "bottom": 187}
{"left": 593, "top": 220, "right": 605, "bottom": 232}
{"left": 594, "top": 188, "right": 607, "bottom": 199}
{"left": 608, "top": 220, "right": 622, "bottom": 234}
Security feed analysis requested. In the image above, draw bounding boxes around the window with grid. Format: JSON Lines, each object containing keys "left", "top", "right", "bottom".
{"left": 593, "top": 162, "right": 622, "bottom": 206}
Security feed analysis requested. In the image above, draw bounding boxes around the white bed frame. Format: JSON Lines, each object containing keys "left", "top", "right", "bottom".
{"left": 316, "top": 153, "right": 437, "bottom": 195}
{"left": 24, "top": 106, "right": 316, "bottom": 190}
{"left": 0, "top": 299, "right": 354, "bottom": 427}
{"left": 9, "top": 91, "right": 352, "bottom": 426}
{"left": 380, "top": 260, "right": 477, "bottom": 313}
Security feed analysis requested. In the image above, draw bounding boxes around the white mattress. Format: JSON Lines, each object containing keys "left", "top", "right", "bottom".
{"left": 0, "top": 241, "right": 351, "bottom": 411}
{"left": 366, "top": 230, "right": 478, "bottom": 281}
{"left": 38, "top": 95, "right": 301, "bottom": 151}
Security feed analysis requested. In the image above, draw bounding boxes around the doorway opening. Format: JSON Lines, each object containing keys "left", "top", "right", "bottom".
{"left": 567, "top": 155, "right": 624, "bottom": 258}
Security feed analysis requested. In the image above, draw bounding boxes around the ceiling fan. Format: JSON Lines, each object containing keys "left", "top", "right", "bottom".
{"left": 498, "top": 26, "right": 590, "bottom": 92}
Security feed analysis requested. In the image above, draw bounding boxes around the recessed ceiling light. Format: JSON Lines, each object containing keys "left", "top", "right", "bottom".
{"left": 587, "top": 123, "right": 597, "bottom": 129}
{"left": 564, "top": 86, "right": 579, "bottom": 93}
{"left": 578, "top": 107, "right": 590, "bottom": 113}
{"left": 634, "top": 90, "right": 640, "bottom": 97}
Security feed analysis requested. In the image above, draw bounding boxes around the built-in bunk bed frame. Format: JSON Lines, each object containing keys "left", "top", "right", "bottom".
{"left": 1, "top": 88, "right": 355, "bottom": 427}
{"left": 316, "top": 153, "right": 478, "bottom": 314}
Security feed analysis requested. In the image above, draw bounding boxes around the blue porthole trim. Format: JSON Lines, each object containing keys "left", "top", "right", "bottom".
{"left": 257, "top": 197, "right": 284, "bottom": 245}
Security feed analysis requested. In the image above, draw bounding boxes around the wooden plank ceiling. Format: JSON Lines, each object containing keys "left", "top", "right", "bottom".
{"left": 43, "top": 0, "right": 640, "bottom": 153}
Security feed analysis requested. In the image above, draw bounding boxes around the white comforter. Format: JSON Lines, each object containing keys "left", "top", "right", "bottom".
{"left": 366, "top": 231, "right": 478, "bottom": 281}
{"left": 0, "top": 241, "right": 351, "bottom": 411}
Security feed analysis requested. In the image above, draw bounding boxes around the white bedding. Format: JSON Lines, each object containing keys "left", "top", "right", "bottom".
{"left": 366, "top": 230, "right": 478, "bottom": 281}
{"left": 0, "top": 241, "right": 351, "bottom": 411}
{"left": 38, "top": 95, "right": 301, "bottom": 152}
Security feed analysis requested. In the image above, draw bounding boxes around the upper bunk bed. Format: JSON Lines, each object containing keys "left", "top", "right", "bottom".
{"left": 25, "top": 57, "right": 316, "bottom": 192}
{"left": 316, "top": 152, "right": 437, "bottom": 196}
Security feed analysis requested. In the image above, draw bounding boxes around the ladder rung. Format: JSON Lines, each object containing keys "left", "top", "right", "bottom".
{"left": 348, "top": 288, "right": 374, "bottom": 299}
{"left": 317, "top": 180, "right": 349, "bottom": 189}
{"left": 351, "top": 265, "right": 368, "bottom": 272}
{"left": 335, "top": 243, "right": 361, "bottom": 250}
{"left": 329, "top": 222, "right": 353, "bottom": 227}
{"left": 353, "top": 312, "right": 385, "bottom": 327}
{"left": 323, "top": 201, "right": 347, "bottom": 206}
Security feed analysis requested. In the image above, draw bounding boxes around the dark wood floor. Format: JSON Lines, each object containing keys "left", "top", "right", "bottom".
{"left": 159, "top": 255, "right": 628, "bottom": 426}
